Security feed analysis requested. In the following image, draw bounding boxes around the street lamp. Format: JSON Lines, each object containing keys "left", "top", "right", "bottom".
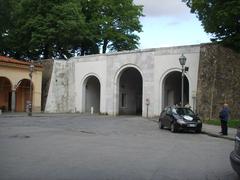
{"left": 28, "top": 60, "right": 34, "bottom": 116}
{"left": 179, "top": 54, "right": 187, "bottom": 107}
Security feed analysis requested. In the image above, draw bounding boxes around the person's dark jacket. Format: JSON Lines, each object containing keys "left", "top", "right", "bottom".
{"left": 219, "top": 107, "right": 230, "bottom": 121}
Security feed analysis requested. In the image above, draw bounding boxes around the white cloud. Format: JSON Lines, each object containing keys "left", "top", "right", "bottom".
{"left": 134, "top": 0, "right": 191, "bottom": 18}
{"left": 133, "top": 0, "right": 210, "bottom": 49}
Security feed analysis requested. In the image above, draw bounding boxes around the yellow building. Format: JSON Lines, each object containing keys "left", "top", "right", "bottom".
{"left": 0, "top": 56, "right": 43, "bottom": 112}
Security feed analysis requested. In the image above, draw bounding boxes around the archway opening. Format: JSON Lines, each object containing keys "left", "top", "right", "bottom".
{"left": 16, "top": 79, "right": 33, "bottom": 112}
{"left": 85, "top": 76, "right": 100, "bottom": 113}
{"left": 0, "top": 77, "right": 12, "bottom": 112}
{"left": 163, "top": 71, "right": 189, "bottom": 108}
{"left": 119, "top": 67, "right": 142, "bottom": 115}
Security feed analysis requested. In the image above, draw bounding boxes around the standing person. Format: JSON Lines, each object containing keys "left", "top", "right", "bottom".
{"left": 219, "top": 103, "right": 230, "bottom": 135}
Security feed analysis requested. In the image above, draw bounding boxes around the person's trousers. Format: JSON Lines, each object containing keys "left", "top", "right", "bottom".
{"left": 221, "top": 120, "right": 228, "bottom": 135}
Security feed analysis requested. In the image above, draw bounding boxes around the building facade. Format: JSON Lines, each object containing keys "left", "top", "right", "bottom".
{"left": 0, "top": 56, "right": 43, "bottom": 112}
{"left": 46, "top": 45, "right": 201, "bottom": 117}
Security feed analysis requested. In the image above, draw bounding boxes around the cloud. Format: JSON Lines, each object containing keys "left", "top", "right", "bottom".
{"left": 134, "top": 0, "right": 191, "bottom": 18}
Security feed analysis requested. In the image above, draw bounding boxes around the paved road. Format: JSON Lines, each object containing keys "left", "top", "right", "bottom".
{"left": 0, "top": 115, "right": 238, "bottom": 180}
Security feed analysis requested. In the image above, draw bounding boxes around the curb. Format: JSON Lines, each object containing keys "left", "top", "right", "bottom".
{"left": 202, "top": 131, "right": 235, "bottom": 141}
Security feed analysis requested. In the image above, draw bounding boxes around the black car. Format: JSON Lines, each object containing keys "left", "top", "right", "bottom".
{"left": 159, "top": 106, "right": 202, "bottom": 133}
{"left": 230, "top": 128, "right": 240, "bottom": 176}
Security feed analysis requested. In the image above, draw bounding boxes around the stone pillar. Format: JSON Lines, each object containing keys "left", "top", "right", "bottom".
{"left": 11, "top": 90, "right": 16, "bottom": 112}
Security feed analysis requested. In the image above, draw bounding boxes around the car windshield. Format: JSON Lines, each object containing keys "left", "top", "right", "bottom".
{"left": 174, "top": 108, "right": 195, "bottom": 116}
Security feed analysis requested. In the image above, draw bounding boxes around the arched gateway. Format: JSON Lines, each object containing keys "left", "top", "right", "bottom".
{"left": 117, "top": 67, "right": 143, "bottom": 115}
{"left": 16, "top": 79, "right": 33, "bottom": 112}
{"left": 82, "top": 76, "right": 100, "bottom": 113}
{"left": 162, "top": 71, "right": 189, "bottom": 108}
{"left": 0, "top": 77, "right": 12, "bottom": 112}
{"left": 45, "top": 45, "right": 201, "bottom": 117}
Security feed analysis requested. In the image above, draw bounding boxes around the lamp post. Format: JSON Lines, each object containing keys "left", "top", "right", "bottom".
{"left": 179, "top": 54, "right": 187, "bottom": 107}
{"left": 28, "top": 60, "right": 34, "bottom": 116}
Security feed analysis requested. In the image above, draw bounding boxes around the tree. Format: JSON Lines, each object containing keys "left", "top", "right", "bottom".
{"left": 0, "top": 0, "right": 143, "bottom": 59}
{"left": 81, "top": 0, "right": 143, "bottom": 54}
{"left": 183, "top": 0, "right": 240, "bottom": 51}
{"left": 0, "top": 0, "right": 17, "bottom": 55}
{"left": 5, "top": 0, "right": 86, "bottom": 59}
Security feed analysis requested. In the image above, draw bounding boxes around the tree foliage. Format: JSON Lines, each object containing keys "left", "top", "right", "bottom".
{"left": 82, "top": 0, "right": 143, "bottom": 54}
{"left": 0, "top": 0, "right": 143, "bottom": 59}
{"left": 183, "top": 0, "right": 240, "bottom": 51}
{"left": 0, "top": 0, "right": 16, "bottom": 54}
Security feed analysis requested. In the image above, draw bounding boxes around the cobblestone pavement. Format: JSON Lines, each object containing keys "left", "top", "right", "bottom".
{"left": 0, "top": 114, "right": 239, "bottom": 180}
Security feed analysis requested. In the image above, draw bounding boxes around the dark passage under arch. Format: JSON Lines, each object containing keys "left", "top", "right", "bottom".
{"left": 85, "top": 76, "right": 100, "bottom": 113}
{"left": 163, "top": 71, "right": 189, "bottom": 108}
{"left": 119, "top": 68, "right": 142, "bottom": 115}
{"left": 0, "top": 77, "right": 12, "bottom": 112}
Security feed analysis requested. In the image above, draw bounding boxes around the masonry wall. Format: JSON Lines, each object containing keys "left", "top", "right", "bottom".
{"left": 105, "top": 50, "right": 155, "bottom": 116}
{"left": 45, "top": 45, "right": 200, "bottom": 117}
{"left": 41, "top": 59, "right": 54, "bottom": 111}
{"left": 197, "top": 44, "right": 240, "bottom": 120}
{"left": 45, "top": 60, "right": 75, "bottom": 113}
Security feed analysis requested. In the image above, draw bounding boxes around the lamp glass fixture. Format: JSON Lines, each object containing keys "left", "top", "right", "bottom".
{"left": 179, "top": 54, "right": 187, "bottom": 66}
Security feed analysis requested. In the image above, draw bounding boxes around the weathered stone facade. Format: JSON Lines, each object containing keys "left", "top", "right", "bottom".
{"left": 45, "top": 60, "right": 75, "bottom": 112}
{"left": 41, "top": 59, "right": 54, "bottom": 111}
{"left": 197, "top": 44, "right": 240, "bottom": 120}
{"left": 45, "top": 45, "right": 200, "bottom": 117}
{"left": 44, "top": 43, "right": 240, "bottom": 120}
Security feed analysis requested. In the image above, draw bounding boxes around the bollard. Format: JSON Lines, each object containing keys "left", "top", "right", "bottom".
{"left": 90, "top": 106, "right": 94, "bottom": 114}
{"left": 146, "top": 98, "right": 150, "bottom": 118}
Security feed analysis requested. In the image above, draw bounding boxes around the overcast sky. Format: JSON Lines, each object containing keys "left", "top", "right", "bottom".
{"left": 133, "top": 0, "right": 211, "bottom": 49}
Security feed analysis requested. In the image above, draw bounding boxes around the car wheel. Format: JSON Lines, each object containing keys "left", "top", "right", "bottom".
{"left": 159, "top": 120, "right": 164, "bottom": 129}
{"left": 196, "top": 128, "right": 202, "bottom": 133}
{"left": 170, "top": 123, "right": 177, "bottom": 133}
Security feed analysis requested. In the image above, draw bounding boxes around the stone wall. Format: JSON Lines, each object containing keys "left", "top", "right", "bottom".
{"left": 44, "top": 60, "right": 75, "bottom": 113}
{"left": 197, "top": 44, "right": 240, "bottom": 120}
{"left": 41, "top": 59, "right": 54, "bottom": 111}
{"left": 45, "top": 45, "right": 200, "bottom": 117}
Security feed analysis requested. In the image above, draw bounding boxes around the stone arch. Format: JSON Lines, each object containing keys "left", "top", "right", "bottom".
{"left": 114, "top": 64, "right": 143, "bottom": 115}
{"left": 159, "top": 68, "right": 190, "bottom": 111}
{"left": 81, "top": 74, "right": 101, "bottom": 113}
{"left": 15, "top": 79, "right": 33, "bottom": 112}
{"left": 0, "top": 77, "right": 12, "bottom": 112}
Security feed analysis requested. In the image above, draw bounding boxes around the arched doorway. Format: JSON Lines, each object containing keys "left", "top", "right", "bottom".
{"left": 118, "top": 67, "right": 143, "bottom": 115}
{"left": 16, "top": 79, "right": 33, "bottom": 112}
{"left": 163, "top": 71, "right": 189, "bottom": 108}
{"left": 0, "top": 77, "right": 12, "bottom": 112}
{"left": 84, "top": 76, "right": 100, "bottom": 113}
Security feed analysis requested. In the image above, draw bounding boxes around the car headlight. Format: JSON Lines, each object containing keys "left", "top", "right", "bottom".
{"left": 177, "top": 119, "right": 186, "bottom": 124}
